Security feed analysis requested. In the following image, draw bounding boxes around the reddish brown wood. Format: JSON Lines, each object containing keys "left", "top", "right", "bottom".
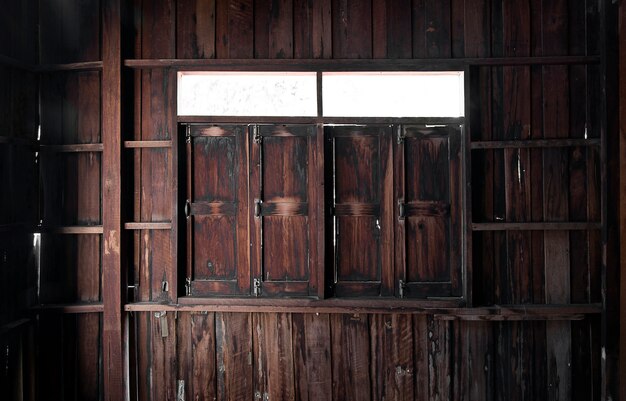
{"left": 255, "top": 0, "right": 293, "bottom": 59}
{"left": 292, "top": 313, "right": 332, "bottom": 400}
{"left": 331, "top": 313, "right": 372, "bottom": 401}
{"left": 331, "top": 0, "right": 372, "bottom": 58}
{"left": 215, "top": 313, "right": 253, "bottom": 400}
{"left": 216, "top": 0, "right": 254, "bottom": 59}
{"left": 102, "top": 1, "right": 124, "bottom": 400}
{"left": 253, "top": 313, "right": 295, "bottom": 401}
{"left": 176, "top": 0, "right": 216, "bottom": 59}
{"left": 293, "top": 0, "right": 331, "bottom": 59}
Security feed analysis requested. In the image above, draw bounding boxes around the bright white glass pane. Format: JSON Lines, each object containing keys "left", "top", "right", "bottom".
{"left": 322, "top": 71, "right": 464, "bottom": 117}
{"left": 178, "top": 72, "right": 318, "bottom": 116}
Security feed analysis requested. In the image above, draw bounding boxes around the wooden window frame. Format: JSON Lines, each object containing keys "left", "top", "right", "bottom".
{"left": 176, "top": 66, "right": 469, "bottom": 306}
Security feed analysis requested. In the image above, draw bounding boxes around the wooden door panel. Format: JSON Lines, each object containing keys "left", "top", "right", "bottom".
{"left": 262, "top": 135, "right": 308, "bottom": 202}
{"left": 192, "top": 135, "right": 237, "bottom": 202}
{"left": 328, "top": 126, "right": 393, "bottom": 297}
{"left": 405, "top": 136, "right": 450, "bottom": 201}
{"left": 193, "top": 215, "right": 237, "bottom": 280}
{"left": 186, "top": 125, "right": 249, "bottom": 296}
{"left": 405, "top": 215, "right": 449, "bottom": 282}
{"left": 396, "top": 125, "right": 463, "bottom": 298}
{"left": 251, "top": 125, "right": 318, "bottom": 297}
{"left": 336, "top": 216, "right": 381, "bottom": 282}
{"left": 263, "top": 215, "right": 309, "bottom": 282}
{"left": 335, "top": 136, "right": 380, "bottom": 203}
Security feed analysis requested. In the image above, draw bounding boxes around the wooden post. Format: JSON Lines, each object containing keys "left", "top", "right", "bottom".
{"left": 102, "top": 0, "right": 124, "bottom": 400}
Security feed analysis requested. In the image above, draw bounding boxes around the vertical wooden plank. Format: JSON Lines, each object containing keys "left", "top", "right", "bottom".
{"left": 370, "top": 314, "right": 414, "bottom": 401}
{"left": 458, "top": 321, "right": 494, "bottom": 401}
{"left": 192, "top": 312, "right": 217, "bottom": 401}
{"left": 176, "top": 312, "right": 193, "bottom": 401}
{"left": 177, "top": 0, "right": 216, "bottom": 58}
{"left": 331, "top": 0, "right": 372, "bottom": 58}
{"left": 253, "top": 313, "right": 295, "bottom": 401}
{"left": 254, "top": 0, "right": 294, "bottom": 58}
{"left": 102, "top": 0, "right": 124, "bottom": 400}
{"left": 216, "top": 313, "right": 253, "bottom": 401}
{"left": 293, "top": 0, "right": 332, "bottom": 58}
{"left": 619, "top": 2, "right": 626, "bottom": 400}
{"left": 216, "top": 0, "right": 254, "bottom": 58}
{"left": 412, "top": 0, "right": 426, "bottom": 58}
{"left": 426, "top": 317, "right": 451, "bottom": 401}
{"left": 373, "top": 0, "right": 412, "bottom": 59}
{"left": 150, "top": 311, "right": 178, "bottom": 400}
{"left": 424, "top": 0, "right": 451, "bottom": 58}
{"left": 331, "top": 313, "right": 371, "bottom": 401}
{"left": 540, "top": 2, "right": 572, "bottom": 401}
{"left": 450, "top": 0, "right": 464, "bottom": 58}
{"left": 292, "top": 313, "right": 332, "bottom": 401}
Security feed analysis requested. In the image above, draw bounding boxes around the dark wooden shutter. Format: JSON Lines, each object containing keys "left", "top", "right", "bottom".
{"left": 185, "top": 125, "right": 249, "bottom": 296}
{"left": 395, "top": 125, "right": 463, "bottom": 298}
{"left": 249, "top": 125, "right": 319, "bottom": 297}
{"left": 327, "top": 126, "right": 394, "bottom": 297}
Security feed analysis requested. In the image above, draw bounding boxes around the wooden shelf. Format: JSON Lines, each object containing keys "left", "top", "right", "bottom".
{"left": 124, "top": 140, "right": 172, "bottom": 148}
{"left": 0, "top": 318, "right": 31, "bottom": 336}
{"left": 471, "top": 138, "right": 601, "bottom": 149}
{"left": 43, "top": 226, "right": 104, "bottom": 234}
{"left": 40, "top": 143, "right": 103, "bottom": 152}
{"left": 434, "top": 304, "right": 602, "bottom": 321}
{"left": 124, "top": 222, "right": 172, "bottom": 230}
{"left": 124, "top": 56, "right": 600, "bottom": 70}
{"left": 31, "top": 303, "right": 104, "bottom": 314}
{"left": 37, "top": 61, "right": 103, "bottom": 72}
{"left": 124, "top": 301, "right": 601, "bottom": 319}
{"left": 472, "top": 222, "right": 602, "bottom": 231}
{"left": 0, "top": 54, "right": 36, "bottom": 72}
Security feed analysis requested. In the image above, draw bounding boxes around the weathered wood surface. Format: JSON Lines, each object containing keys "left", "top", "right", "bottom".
{"left": 21, "top": 1, "right": 611, "bottom": 401}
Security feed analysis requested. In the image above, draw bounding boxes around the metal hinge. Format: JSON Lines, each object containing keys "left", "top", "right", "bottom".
{"left": 396, "top": 126, "right": 405, "bottom": 145}
{"left": 254, "top": 199, "right": 262, "bottom": 218}
{"left": 253, "top": 278, "right": 262, "bottom": 297}
{"left": 398, "top": 200, "right": 406, "bottom": 220}
{"left": 184, "top": 199, "right": 191, "bottom": 218}
{"left": 185, "top": 277, "right": 192, "bottom": 296}
{"left": 252, "top": 125, "right": 262, "bottom": 144}
{"left": 399, "top": 279, "right": 407, "bottom": 298}
{"left": 185, "top": 125, "right": 191, "bottom": 143}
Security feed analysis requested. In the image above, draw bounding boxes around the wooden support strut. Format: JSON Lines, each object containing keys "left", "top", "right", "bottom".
{"left": 101, "top": 1, "right": 124, "bottom": 400}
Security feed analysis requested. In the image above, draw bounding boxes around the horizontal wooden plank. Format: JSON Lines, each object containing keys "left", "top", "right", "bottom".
{"left": 191, "top": 202, "right": 237, "bottom": 216}
{"left": 123, "top": 140, "right": 172, "bottom": 148}
{"left": 471, "top": 138, "right": 601, "bottom": 149}
{"left": 471, "top": 222, "right": 602, "bottom": 231}
{"left": 40, "top": 143, "right": 104, "bottom": 152}
{"left": 0, "top": 54, "right": 37, "bottom": 71}
{"left": 433, "top": 304, "right": 602, "bottom": 321}
{"left": 43, "top": 226, "right": 104, "bottom": 234}
{"left": 261, "top": 202, "right": 308, "bottom": 216}
{"left": 124, "top": 301, "right": 601, "bottom": 317}
{"left": 124, "top": 222, "right": 172, "bottom": 230}
{"left": 179, "top": 116, "right": 464, "bottom": 125}
{"left": 37, "top": 61, "right": 103, "bottom": 72}
{"left": 30, "top": 303, "right": 104, "bottom": 314}
{"left": 334, "top": 203, "right": 380, "bottom": 216}
{"left": 0, "top": 318, "right": 31, "bottom": 336}
{"left": 124, "top": 56, "right": 599, "bottom": 70}
{"left": 0, "top": 135, "right": 39, "bottom": 147}
{"left": 403, "top": 201, "right": 450, "bottom": 217}
{"left": 0, "top": 223, "right": 37, "bottom": 233}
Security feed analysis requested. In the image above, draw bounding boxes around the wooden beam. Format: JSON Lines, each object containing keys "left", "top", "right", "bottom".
{"left": 471, "top": 222, "right": 602, "bottom": 231}
{"left": 620, "top": 2, "right": 626, "bottom": 399}
{"left": 123, "top": 55, "right": 600, "bottom": 70}
{"left": 102, "top": 1, "right": 124, "bottom": 400}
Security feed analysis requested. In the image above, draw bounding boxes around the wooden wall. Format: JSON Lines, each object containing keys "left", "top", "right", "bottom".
{"left": 2, "top": 0, "right": 618, "bottom": 400}
{"left": 124, "top": 1, "right": 605, "bottom": 400}
{"left": 0, "top": 0, "right": 39, "bottom": 400}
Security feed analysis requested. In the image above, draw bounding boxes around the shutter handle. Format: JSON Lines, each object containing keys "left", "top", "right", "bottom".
{"left": 254, "top": 199, "right": 262, "bottom": 218}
